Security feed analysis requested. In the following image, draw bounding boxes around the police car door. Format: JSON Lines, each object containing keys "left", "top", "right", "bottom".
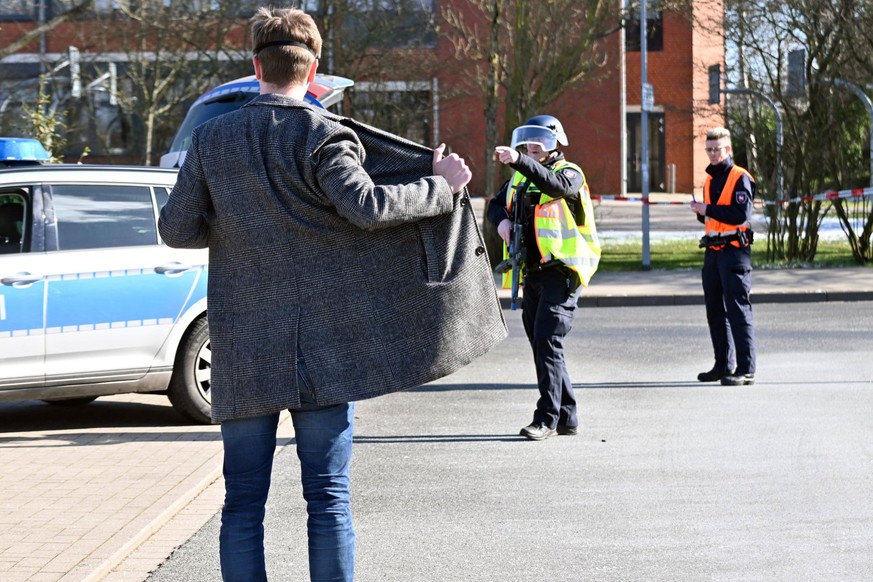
{"left": 0, "top": 188, "right": 45, "bottom": 391}
{"left": 42, "top": 181, "right": 206, "bottom": 386}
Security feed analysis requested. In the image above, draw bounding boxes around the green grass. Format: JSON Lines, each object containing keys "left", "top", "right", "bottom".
{"left": 598, "top": 239, "right": 865, "bottom": 272}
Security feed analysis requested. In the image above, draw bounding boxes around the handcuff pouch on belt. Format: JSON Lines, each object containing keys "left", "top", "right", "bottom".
{"left": 698, "top": 229, "right": 754, "bottom": 249}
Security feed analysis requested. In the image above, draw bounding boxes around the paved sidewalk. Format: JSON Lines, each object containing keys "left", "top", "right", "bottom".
{"left": 0, "top": 398, "right": 293, "bottom": 582}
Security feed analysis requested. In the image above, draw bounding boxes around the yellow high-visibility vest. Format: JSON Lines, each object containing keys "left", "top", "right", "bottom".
{"left": 502, "top": 160, "right": 601, "bottom": 287}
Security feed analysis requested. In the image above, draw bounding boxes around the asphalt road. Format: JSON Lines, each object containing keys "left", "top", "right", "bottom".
{"left": 150, "top": 302, "right": 873, "bottom": 582}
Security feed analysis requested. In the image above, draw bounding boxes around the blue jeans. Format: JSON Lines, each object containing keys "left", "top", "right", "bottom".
{"left": 219, "top": 362, "right": 355, "bottom": 581}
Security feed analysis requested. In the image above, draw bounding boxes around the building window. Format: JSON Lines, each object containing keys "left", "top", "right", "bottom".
{"left": 625, "top": 9, "right": 663, "bottom": 52}
{"left": 0, "top": 0, "right": 33, "bottom": 20}
{"left": 627, "top": 112, "right": 665, "bottom": 193}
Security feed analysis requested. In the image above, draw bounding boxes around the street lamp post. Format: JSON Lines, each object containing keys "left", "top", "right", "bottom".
{"left": 640, "top": 0, "right": 651, "bottom": 270}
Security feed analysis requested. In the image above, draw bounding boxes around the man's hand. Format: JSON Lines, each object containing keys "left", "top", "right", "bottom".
{"left": 497, "top": 218, "right": 512, "bottom": 244}
{"left": 494, "top": 146, "right": 519, "bottom": 165}
{"left": 433, "top": 143, "right": 472, "bottom": 194}
{"left": 690, "top": 201, "right": 708, "bottom": 216}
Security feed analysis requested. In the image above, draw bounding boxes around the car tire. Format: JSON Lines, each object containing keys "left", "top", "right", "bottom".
{"left": 42, "top": 396, "right": 98, "bottom": 406}
{"left": 168, "top": 317, "right": 212, "bottom": 424}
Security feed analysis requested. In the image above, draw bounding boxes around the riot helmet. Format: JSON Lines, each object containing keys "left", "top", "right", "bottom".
{"left": 510, "top": 114, "right": 569, "bottom": 151}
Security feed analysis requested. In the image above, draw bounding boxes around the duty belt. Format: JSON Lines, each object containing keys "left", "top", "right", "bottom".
{"left": 699, "top": 229, "right": 754, "bottom": 249}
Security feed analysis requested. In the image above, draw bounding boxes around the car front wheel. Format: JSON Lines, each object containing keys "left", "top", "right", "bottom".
{"left": 168, "top": 317, "right": 212, "bottom": 424}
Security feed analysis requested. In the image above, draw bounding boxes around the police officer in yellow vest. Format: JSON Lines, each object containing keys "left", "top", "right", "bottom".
{"left": 690, "top": 126, "right": 757, "bottom": 386}
{"left": 488, "top": 115, "right": 600, "bottom": 441}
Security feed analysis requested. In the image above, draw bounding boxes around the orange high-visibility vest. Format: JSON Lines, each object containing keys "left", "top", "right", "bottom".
{"left": 703, "top": 165, "right": 752, "bottom": 249}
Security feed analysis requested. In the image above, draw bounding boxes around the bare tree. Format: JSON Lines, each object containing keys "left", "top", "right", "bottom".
{"left": 723, "top": 0, "right": 873, "bottom": 264}
{"left": 72, "top": 1, "right": 252, "bottom": 165}
{"left": 303, "top": 0, "right": 441, "bottom": 144}
{"left": 440, "top": 0, "right": 620, "bottom": 197}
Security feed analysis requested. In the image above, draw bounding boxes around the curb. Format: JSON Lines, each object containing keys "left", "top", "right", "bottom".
{"left": 497, "top": 290, "right": 873, "bottom": 310}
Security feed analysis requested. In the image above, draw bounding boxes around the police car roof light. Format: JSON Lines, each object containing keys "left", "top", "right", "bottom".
{"left": 0, "top": 138, "right": 51, "bottom": 162}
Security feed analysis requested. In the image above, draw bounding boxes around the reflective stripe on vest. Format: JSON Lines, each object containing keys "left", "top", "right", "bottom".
{"left": 703, "top": 166, "right": 752, "bottom": 249}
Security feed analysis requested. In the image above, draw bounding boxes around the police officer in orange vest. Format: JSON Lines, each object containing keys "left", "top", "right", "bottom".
{"left": 690, "top": 126, "right": 757, "bottom": 386}
{"left": 488, "top": 115, "right": 594, "bottom": 440}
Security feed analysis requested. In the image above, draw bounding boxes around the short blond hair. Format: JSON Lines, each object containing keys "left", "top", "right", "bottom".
{"left": 706, "top": 127, "right": 732, "bottom": 145}
{"left": 251, "top": 7, "right": 322, "bottom": 87}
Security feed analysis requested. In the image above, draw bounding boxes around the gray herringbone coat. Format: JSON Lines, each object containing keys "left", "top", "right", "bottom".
{"left": 158, "top": 94, "right": 506, "bottom": 422}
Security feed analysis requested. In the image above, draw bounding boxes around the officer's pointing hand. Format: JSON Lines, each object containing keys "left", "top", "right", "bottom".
{"left": 433, "top": 143, "right": 472, "bottom": 194}
{"left": 494, "top": 146, "right": 519, "bottom": 165}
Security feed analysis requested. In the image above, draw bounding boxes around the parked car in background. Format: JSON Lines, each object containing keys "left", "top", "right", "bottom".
{"left": 160, "top": 73, "right": 354, "bottom": 168}
{"left": 0, "top": 163, "right": 212, "bottom": 423}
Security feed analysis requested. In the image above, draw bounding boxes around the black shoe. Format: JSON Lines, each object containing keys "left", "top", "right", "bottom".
{"left": 519, "top": 423, "right": 557, "bottom": 441}
{"left": 697, "top": 367, "right": 733, "bottom": 382}
{"left": 721, "top": 373, "right": 755, "bottom": 386}
{"left": 556, "top": 425, "right": 579, "bottom": 436}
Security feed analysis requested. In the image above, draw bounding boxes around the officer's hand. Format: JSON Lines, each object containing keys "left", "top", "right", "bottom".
{"left": 494, "top": 146, "right": 519, "bottom": 165}
{"left": 497, "top": 218, "right": 512, "bottom": 244}
{"left": 433, "top": 143, "right": 472, "bottom": 194}
{"left": 690, "top": 201, "right": 707, "bottom": 216}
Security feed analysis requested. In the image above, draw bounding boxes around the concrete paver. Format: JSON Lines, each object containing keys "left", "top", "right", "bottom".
{"left": 0, "top": 397, "right": 293, "bottom": 582}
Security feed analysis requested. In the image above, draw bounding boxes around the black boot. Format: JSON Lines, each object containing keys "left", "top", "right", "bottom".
{"left": 697, "top": 366, "right": 732, "bottom": 382}
{"left": 721, "top": 373, "right": 755, "bottom": 386}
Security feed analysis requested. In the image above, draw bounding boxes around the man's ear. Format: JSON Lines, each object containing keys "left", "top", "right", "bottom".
{"left": 252, "top": 55, "right": 262, "bottom": 80}
{"left": 306, "top": 59, "right": 318, "bottom": 84}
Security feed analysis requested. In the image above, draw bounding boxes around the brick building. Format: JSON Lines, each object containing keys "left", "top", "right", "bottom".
{"left": 1, "top": 1, "right": 725, "bottom": 196}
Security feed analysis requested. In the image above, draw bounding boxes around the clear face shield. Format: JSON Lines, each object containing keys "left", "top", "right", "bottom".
{"left": 510, "top": 125, "right": 558, "bottom": 151}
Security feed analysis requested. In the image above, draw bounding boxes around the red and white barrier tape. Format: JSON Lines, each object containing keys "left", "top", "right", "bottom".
{"left": 592, "top": 187, "right": 873, "bottom": 206}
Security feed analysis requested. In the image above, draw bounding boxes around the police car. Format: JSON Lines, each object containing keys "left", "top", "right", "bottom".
{"left": 160, "top": 73, "right": 354, "bottom": 168}
{"left": 0, "top": 160, "right": 211, "bottom": 423}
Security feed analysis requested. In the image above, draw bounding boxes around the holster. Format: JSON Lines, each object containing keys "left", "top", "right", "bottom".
{"left": 699, "top": 230, "right": 754, "bottom": 249}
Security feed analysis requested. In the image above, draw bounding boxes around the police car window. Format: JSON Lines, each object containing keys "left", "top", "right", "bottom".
{"left": 0, "top": 192, "right": 26, "bottom": 255}
{"left": 154, "top": 186, "right": 170, "bottom": 209}
{"left": 51, "top": 185, "right": 158, "bottom": 250}
{"left": 167, "top": 92, "right": 255, "bottom": 154}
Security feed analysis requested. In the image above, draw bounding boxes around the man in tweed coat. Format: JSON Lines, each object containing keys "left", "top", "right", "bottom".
{"left": 158, "top": 7, "right": 505, "bottom": 582}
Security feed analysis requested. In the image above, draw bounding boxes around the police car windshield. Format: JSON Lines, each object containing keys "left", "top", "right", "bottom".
{"left": 166, "top": 92, "right": 254, "bottom": 155}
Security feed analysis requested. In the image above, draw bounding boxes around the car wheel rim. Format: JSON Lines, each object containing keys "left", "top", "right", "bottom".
{"left": 195, "top": 340, "right": 212, "bottom": 403}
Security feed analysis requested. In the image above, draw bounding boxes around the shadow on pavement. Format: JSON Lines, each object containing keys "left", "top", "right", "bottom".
{"left": 351, "top": 434, "right": 522, "bottom": 444}
{"left": 0, "top": 396, "right": 206, "bottom": 433}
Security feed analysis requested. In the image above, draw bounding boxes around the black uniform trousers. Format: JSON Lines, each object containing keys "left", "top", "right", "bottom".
{"left": 521, "top": 267, "right": 580, "bottom": 429}
{"left": 702, "top": 243, "right": 756, "bottom": 375}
